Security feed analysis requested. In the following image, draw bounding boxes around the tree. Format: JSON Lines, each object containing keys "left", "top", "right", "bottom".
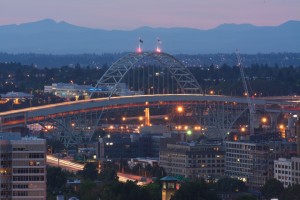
{"left": 280, "top": 184, "right": 300, "bottom": 200}
{"left": 77, "top": 163, "right": 98, "bottom": 181}
{"left": 47, "top": 166, "right": 67, "bottom": 190}
{"left": 99, "top": 167, "right": 118, "bottom": 183}
{"left": 261, "top": 178, "right": 284, "bottom": 199}
{"left": 143, "top": 182, "right": 162, "bottom": 200}
{"left": 171, "top": 179, "right": 220, "bottom": 200}
{"left": 78, "top": 180, "right": 100, "bottom": 200}
{"left": 216, "top": 177, "right": 248, "bottom": 193}
{"left": 236, "top": 195, "right": 258, "bottom": 200}
{"left": 47, "top": 166, "right": 67, "bottom": 199}
{"left": 100, "top": 181, "right": 151, "bottom": 200}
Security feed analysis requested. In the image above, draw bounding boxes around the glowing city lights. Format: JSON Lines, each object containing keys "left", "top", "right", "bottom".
{"left": 261, "top": 117, "right": 268, "bottom": 124}
{"left": 177, "top": 106, "right": 184, "bottom": 113}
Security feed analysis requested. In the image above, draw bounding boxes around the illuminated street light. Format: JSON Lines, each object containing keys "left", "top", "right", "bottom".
{"left": 279, "top": 124, "right": 284, "bottom": 129}
{"left": 177, "top": 106, "right": 184, "bottom": 113}
{"left": 164, "top": 116, "right": 169, "bottom": 121}
{"left": 241, "top": 127, "right": 246, "bottom": 132}
{"left": 122, "top": 117, "right": 126, "bottom": 121}
{"left": 261, "top": 117, "right": 268, "bottom": 124}
{"left": 176, "top": 106, "right": 184, "bottom": 125}
{"left": 139, "top": 116, "right": 143, "bottom": 121}
{"left": 209, "top": 90, "right": 214, "bottom": 95}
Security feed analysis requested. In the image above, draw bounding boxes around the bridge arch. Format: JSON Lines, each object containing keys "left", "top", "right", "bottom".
{"left": 90, "top": 52, "right": 203, "bottom": 98}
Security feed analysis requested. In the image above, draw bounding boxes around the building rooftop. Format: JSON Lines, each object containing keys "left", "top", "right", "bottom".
{"left": 160, "top": 176, "right": 179, "bottom": 181}
{"left": 0, "top": 91, "right": 33, "bottom": 99}
{"left": 0, "top": 132, "right": 21, "bottom": 140}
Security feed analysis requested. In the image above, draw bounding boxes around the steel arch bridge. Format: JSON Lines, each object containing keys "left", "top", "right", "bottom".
{"left": 90, "top": 52, "right": 203, "bottom": 98}
{"left": 1, "top": 51, "right": 298, "bottom": 147}
{"left": 0, "top": 94, "right": 296, "bottom": 147}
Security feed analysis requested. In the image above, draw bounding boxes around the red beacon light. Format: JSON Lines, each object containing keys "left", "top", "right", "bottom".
{"left": 156, "top": 38, "right": 162, "bottom": 53}
{"left": 137, "top": 47, "right": 142, "bottom": 53}
{"left": 137, "top": 37, "right": 143, "bottom": 53}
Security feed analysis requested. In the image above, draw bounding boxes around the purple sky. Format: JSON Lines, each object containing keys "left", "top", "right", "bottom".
{"left": 0, "top": 0, "right": 299, "bottom": 30}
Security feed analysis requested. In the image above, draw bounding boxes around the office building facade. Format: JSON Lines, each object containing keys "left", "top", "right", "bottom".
{"left": 274, "top": 157, "right": 300, "bottom": 188}
{"left": 0, "top": 133, "right": 46, "bottom": 200}
{"left": 159, "top": 141, "right": 225, "bottom": 181}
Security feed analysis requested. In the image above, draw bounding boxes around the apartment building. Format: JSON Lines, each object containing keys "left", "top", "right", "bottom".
{"left": 159, "top": 140, "right": 225, "bottom": 181}
{"left": 225, "top": 141, "right": 271, "bottom": 188}
{"left": 0, "top": 132, "right": 46, "bottom": 200}
{"left": 274, "top": 157, "right": 300, "bottom": 188}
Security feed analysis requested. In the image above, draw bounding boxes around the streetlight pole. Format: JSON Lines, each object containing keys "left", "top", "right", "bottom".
{"left": 177, "top": 106, "right": 184, "bottom": 125}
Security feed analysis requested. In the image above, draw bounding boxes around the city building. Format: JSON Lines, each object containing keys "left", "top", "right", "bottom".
{"left": 0, "top": 92, "right": 33, "bottom": 100}
{"left": 0, "top": 132, "right": 46, "bottom": 200}
{"left": 225, "top": 140, "right": 271, "bottom": 188}
{"left": 274, "top": 157, "right": 300, "bottom": 187}
{"left": 274, "top": 158, "right": 292, "bottom": 188}
{"left": 159, "top": 140, "right": 225, "bottom": 181}
{"left": 97, "top": 133, "right": 142, "bottom": 161}
{"left": 96, "top": 128, "right": 178, "bottom": 161}
{"left": 274, "top": 119, "right": 300, "bottom": 188}
{"left": 44, "top": 82, "right": 92, "bottom": 99}
{"left": 226, "top": 139, "right": 297, "bottom": 188}
{"left": 128, "top": 157, "right": 159, "bottom": 169}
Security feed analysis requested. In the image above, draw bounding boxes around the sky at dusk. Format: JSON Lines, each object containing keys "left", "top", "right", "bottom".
{"left": 0, "top": 0, "right": 300, "bottom": 30}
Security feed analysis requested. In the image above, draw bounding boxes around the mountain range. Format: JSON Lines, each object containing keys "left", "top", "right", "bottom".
{"left": 0, "top": 19, "right": 299, "bottom": 54}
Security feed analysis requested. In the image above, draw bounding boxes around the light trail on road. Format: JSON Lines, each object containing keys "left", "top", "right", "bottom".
{"left": 46, "top": 155, "right": 152, "bottom": 185}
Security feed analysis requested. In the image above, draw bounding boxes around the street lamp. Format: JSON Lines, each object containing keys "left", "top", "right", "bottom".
{"left": 177, "top": 106, "right": 184, "bottom": 113}
{"left": 176, "top": 106, "right": 184, "bottom": 125}
{"left": 279, "top": 124, "right": 284, "bottom": 130}
{"left": 261, "top": 117, "right": 268, "bottom": 124}
{"left": 240, "top": 127, "right": 246, "bottom": 133}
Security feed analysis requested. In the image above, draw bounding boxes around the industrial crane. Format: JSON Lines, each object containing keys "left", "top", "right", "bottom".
{"left": 236, "top": 50, "right": 255, "bottom": 135}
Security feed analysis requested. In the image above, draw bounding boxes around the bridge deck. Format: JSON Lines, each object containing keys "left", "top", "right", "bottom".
{"left": 1, "top": 94, "right": 295, "bottom": 118}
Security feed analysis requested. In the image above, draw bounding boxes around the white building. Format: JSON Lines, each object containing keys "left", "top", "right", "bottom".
{"left": 44, "top": 82, "right": 143, "bottom": 99}
{"left": 0, "top": 92, "right": 33, "bottom": 100}
{"left": 274, "top": 157, "right": 300, "bottom": 188}
{"left": 44, "top": 83, "right": 92, "bottom": 99}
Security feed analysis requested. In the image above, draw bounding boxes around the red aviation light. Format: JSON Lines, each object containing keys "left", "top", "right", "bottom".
{"left": 156, "top": 47, "right": 161, "bottom": 53}
{"left": 137, "top": 47, "right": 142, "bottom": 53}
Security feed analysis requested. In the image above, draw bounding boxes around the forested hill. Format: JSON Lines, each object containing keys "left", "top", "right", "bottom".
{"left": 1, "top": 62, "right": 299, "bottom": 96}
{"left": 0, "top": 52, "right": 299, "bottom": 68}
